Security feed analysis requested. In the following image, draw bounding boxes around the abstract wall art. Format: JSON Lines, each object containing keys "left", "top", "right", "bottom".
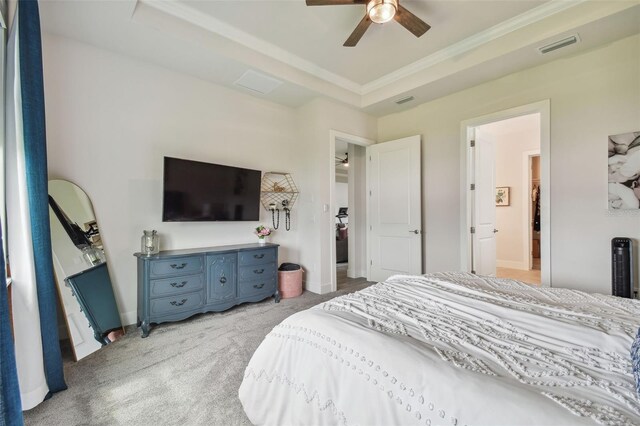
{"left": 608, "top": 131, "right": 640, "bottom": 211}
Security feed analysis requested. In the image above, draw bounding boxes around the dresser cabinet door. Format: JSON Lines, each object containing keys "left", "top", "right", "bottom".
{"left": 207, "top": 254, "right": 236, "bottom": 303}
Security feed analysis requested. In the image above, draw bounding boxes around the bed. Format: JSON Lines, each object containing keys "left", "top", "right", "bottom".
{"left": 239, "top": 272, "right": 640, "bottom": 425}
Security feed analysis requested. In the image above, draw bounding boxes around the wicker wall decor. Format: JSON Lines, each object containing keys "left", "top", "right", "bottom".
{"left": 260, "top": 172, "right": 298, "bottom": 231}
{"left": 260, "top": 172, "right": 298, "bottom": 210}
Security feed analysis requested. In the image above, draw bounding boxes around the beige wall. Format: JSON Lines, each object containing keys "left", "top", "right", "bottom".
{"left": 378, "top": 34, "right": 640, "bottom": 293}
{"left": 296, "top": 99, "right": 377, "bottom": 293}
{"left": 44, "top": 34, "right": 377, "bottom": 324}
{"left": 335, "top": 182, "right": 348, "bottom": 221}
{"left": 43, "top": 34, "right": 305, "bottom": 324}
{"left": 479, "top": 114, "right": 540, "bottom": 270}
{"left": 43, "top": 30, "right": 640, "bottom": 307}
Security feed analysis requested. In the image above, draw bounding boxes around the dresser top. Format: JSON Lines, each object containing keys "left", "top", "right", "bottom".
{"left": 134, "top": 242, "right": 279, "bottom": 259}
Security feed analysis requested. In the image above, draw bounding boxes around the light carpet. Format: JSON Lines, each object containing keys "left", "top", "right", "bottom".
{"left": 23, "top": 283, "right": 370, "bottom": 426}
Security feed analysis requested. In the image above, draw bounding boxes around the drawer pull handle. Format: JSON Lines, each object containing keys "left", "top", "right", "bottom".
{"left": 170, "top": 299, "right": 188, "bottom": 306}
{"left": 220, "top": 276, "right": 227, "bottom": 285}
{"left": 170, "top": 263, "right": 188, "bottom": 270}
{"left": 254, "top": 254, "right": 265, "bottom": 259}
{"left": 253, "top": 283, "right": 265, "bottom": 289}
{"left": 170, "top": 281, "right": 188, "bottom": 288}
{"left": 253, "top": 269, "right": 264, "bottom": 274}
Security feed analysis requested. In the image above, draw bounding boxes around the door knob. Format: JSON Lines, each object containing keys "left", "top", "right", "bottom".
{"left": 493, "top": 229, "right": 499, "bottom": 233}
{"left": 410, "top": 229, "right": 421, "bottom": 234}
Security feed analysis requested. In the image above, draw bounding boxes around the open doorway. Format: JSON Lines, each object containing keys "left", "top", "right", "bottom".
{"left": 334, "top": 138, "right": 366, "bottom": 290}
{"left": 475, "top": 114, "right": 541, "bottom": 285}
{"left": 329, "top": 131, "right": 374, "bottom": 292}
{"left": 334, "top": 139, "right": 349, "bottom": 287}
{"left": 461, "top": 100, "right": 551, "bottom": 287}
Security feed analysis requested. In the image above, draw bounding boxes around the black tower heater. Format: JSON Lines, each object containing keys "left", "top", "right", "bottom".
{"left": 611, "top": 237, "right": 634, "bottom": 298}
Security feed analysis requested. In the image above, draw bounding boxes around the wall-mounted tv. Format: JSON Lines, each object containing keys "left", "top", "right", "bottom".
{"left": 162, "top": 157, "right": 261, "bottom": 222}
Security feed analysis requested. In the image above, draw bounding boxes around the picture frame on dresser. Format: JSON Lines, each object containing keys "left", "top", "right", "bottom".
{"left": 135, "top": 243, "right": 279, "bottom": 337}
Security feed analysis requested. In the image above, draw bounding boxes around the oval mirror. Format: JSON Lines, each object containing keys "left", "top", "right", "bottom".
{"left": 48, "top": 180, "right": 123, "bottom": 361}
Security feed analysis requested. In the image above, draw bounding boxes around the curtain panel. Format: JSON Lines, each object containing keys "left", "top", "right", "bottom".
{"left": 6, "top": 0, "right": 66, "bottom": 412}
{"left": 0, "top": 232, "right": 21, "bottom": 426}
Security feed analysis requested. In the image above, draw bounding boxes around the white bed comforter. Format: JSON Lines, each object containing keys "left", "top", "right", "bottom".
{"left": 239, "top": 273, "right": 640, "bottom": 426}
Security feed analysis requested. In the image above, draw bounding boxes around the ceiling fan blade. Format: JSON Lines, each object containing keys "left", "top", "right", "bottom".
{"left": 394, "top": 5, "right": 430, "bottom": 38}
{"left": 306, "top": 0, "right": 366, "bottom": 5}
{"left": 344, "top": 15, "right": 372, "bottom": 47}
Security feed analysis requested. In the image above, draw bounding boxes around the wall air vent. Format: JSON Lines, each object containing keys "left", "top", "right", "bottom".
{"left": 233, "top": 70, "right": 283, "bottom": 95}
{"left": 537, "top": 34, "right": 580, "bottom": 55}
{"left": 395, "top": 95, "right": 415, "bottom": 105}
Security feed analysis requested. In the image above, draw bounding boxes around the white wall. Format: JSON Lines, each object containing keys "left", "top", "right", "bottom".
{"left": 335, "top": 181, "right": 348, "bottom": 223}
{"left": 348, "top": 143, "right": 367, "bottom": 278}
{"left": 478, "top": 114, "right": 540, "bottom": 270}
{"left": 43, "top": 34, "right": 377, "bottom": 325}
{"left": 43, "top": 34, "right": 303, "bottom": 325}
{"left": 378, "top": 34, "right": 640, "bottom": 294}
{"left": 296, "top": 99, "right": 377, "bottom": 294}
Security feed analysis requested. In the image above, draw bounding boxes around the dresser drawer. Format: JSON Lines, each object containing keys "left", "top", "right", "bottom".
{"left": 238, "top": 249, "right": 276, "bottom": 266}
{"left": 150, "top": 291, "right": 204, "bottom": 317}
{"left": 150, "top": 274, "right": 204, "bottom": 299}
{"left": 150, "top": 256, "right": 203, "bottom": 278}
{"left": 238, "top": 277, "right": 276, "bottom": 298}
{"left": 238, "top": 264, "right": 276, "bottom": 282}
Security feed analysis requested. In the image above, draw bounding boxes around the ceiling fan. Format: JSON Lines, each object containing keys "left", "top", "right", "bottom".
{"left": 335, "top": 153, "right": 349, "bottom": 167}
{"left": 306, "top": 0, "right": 431, "bottom": 47}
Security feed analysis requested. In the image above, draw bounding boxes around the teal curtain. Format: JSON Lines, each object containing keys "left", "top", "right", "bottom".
{"left": 18, "top": 0, "right": 67, "bottom": 395}
{"left": 0, "top": 228, "right": 22, "bottom": 425}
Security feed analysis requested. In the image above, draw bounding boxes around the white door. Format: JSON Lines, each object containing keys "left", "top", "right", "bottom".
{"left": 472, "top": 128, "right": 497, "bottom": 276}
{"left": 367, "top": 135, "right": 422, "bottom": 282}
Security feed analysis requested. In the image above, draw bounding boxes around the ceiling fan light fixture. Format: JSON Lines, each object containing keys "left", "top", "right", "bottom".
{"left": 367, "top": 0, "right": 397, "bottom": 24}
{"left": 336, "top": 152, "right": 349, "bottom": 167}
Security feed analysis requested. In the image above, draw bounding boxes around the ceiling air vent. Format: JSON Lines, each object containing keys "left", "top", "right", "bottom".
{"left": 233, "top": 70, "right": 283, "bottom": 95}
{"left": 395, "top": 95, "right": 415, "bottom": 105}
{"left": 537, "top": 34, "right": 580, "bottom": 55}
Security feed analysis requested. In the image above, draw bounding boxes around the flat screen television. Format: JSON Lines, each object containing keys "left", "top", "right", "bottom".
{"left": 162, "top": 157, "right": 261, "bottom": 222}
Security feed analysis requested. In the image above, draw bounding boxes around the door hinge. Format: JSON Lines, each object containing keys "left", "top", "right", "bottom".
{"left": 369, "top": 155, "right": 372, "bottom": 161}
{"left": 470, "top": 227, "right": 476, "bottom": 234}
{"left": 470, "top": 183, "right": 475, "bottom": 190}
{"left": 470, "top": 140, "right": 475, "bottom": 147}
{"left": 369, "top": 190, "right": 372, "bottom": 196}
{"left": 370, "top": 260, "right": 373, "bottom": 265}
{"left": 369, "top": 225, "right": 372, "bottom": 231}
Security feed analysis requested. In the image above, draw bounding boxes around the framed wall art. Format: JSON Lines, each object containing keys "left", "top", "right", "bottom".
{"left": 496, "top": 187, "right": 510, "bottom": 206}
{"left": 608, "top": 131, "right": 640, "bottom": 211}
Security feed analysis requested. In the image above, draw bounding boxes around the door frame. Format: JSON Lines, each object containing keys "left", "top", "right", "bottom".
{"left": 329, "top": 130, "right": 375, "bottom": 293}
{"left": 459, "top": 100, "right": 551, "bottom": 286}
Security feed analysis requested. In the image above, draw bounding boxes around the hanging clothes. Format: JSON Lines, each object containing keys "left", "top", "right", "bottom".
{"left": 533, "top": 185, "right": 541, "bottom": 232}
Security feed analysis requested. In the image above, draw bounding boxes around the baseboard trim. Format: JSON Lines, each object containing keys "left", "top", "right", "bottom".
{"left": 320, "top": 282, "right": 333, "bottom": 295}
{"left": 496, "top": 260, "right": 529, "bottom": 271}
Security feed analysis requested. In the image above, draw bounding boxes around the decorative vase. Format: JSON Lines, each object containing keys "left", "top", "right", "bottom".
{"left": 141, "top": 230, "right": 159, "bottom": 256}
{"left": 258, "top": 237, "right": 266, "bottom": 245}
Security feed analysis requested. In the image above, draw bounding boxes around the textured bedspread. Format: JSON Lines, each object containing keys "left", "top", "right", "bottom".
{"left": 239, "top": 273, "right": 640, "bottom": 425}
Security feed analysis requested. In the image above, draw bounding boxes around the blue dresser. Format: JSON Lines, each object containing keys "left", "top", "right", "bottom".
{"left": 135, "top": 243, "right": 279, "bottom": 337}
